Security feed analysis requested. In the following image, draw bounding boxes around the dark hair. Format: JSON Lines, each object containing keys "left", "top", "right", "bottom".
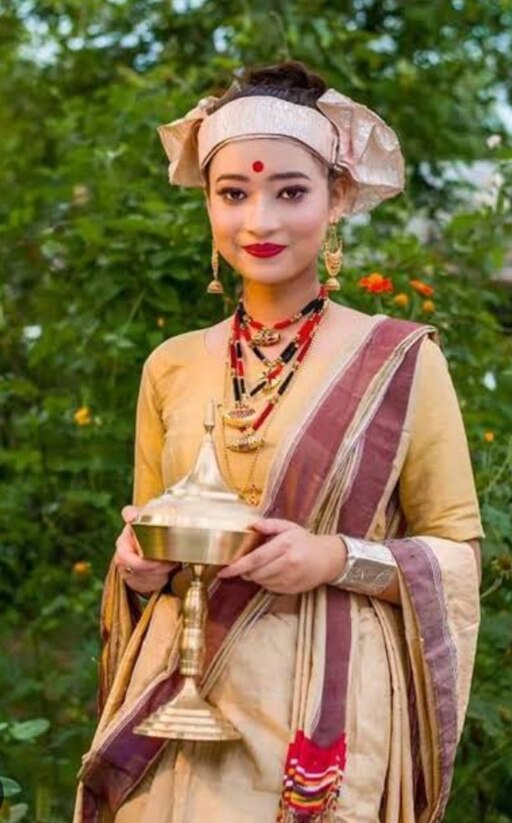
{"left": 205, "top": 60, "right": 344, "bottom": 191}
{"left": 210, "top": 60, "right": 327, "bottom": 113}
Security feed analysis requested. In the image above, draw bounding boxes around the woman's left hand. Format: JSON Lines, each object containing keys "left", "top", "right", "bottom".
{"left": 217, "top": 518, "right": 346, "bottom": 594}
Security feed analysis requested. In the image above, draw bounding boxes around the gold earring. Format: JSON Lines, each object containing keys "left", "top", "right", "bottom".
{"left": 323, "top": 220, "right": 343, "bottom": 292}
{"left": 207, "top": 239, "right": 224, "bottom": 295}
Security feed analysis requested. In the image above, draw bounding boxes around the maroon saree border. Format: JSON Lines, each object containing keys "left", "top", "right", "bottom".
{"left": 336, "top": 330, "right": 426, "bottom": 536}
{"left": 310, "top": 323, "right": 431, "bottom": 754}
{"left": 314, "top": 588, "right": 352, "bottom": 748}
{"left": 387, "top": 537, "right": 459, "bottom": 819}
{"left": 267, "top": 317, "right": 430, "bottom": 528}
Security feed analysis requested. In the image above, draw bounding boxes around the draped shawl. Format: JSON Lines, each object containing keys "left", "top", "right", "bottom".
{"left": 74, "top": 317, "right": 480, "bottom": 823}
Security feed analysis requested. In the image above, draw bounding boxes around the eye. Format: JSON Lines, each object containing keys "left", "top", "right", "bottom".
{"left": 280, "top": 186, "right": 309, "bottom": 200}
{"left": 215, "top": 185, "right": 309, "bottom": 203}
{"left": 216, "top": 187, "right": 246, "bottom": 202}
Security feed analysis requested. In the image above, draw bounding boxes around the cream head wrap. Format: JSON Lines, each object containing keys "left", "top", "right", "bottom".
{"left": 157, "top": 87, "right": 405, "bottom": 216}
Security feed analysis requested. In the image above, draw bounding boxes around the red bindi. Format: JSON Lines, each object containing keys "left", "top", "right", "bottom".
{"left": 252, "top": 160, "right": 264, "bottom": 173}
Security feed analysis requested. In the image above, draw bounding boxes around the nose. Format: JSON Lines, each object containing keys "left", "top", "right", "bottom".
{"left": 243, "top": 194, "right": 281, "bottom": 238}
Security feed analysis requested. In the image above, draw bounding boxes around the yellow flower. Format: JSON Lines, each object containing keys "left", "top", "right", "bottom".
{"left": 72, "top": 184, "right": 90, "bottom": 206}
{"left": 156, "top": 316, "right": 165, "bottom": 328}
{"left": 394, "top": 293, "right": 409, "bottom": 308}
{"left": 484, "top": 431, "right": 495, "bottom": 443}
{"left": 74, "top": 406, "right": 92, "bottom": 426}
{"left": 422, "top": 299, "right": 436, "bottom": 313}
{"left": 73, "top": 561, "right": 92, "bottom": 577}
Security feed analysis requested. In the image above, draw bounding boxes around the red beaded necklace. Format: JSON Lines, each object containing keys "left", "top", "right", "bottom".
{"left": 241, "top": 291, "right": 323, "bottom": 347}
{"left": 223, "top": 287, "right": 329, "bottom": 452}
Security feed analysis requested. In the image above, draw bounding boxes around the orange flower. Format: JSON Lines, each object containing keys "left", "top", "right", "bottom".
{"left": 74, "top": 406, "right": 92, "bottom": 426}
{"left": 156, "top": 316, "right": 165, "bottom": 328}
{"left": 394, "top": 293, "right": 409, "bottom": 308}
{"left": 358, "top": 272, "right": 394, "bottom": 294}
{"left": 73, "top": 561, "right": 92, "bottom": 577}
{"left": 422, "top": 299, "right": 436, "bottom": 313}
{"left": 484, "top": 431, "right": 495, "bottom": 443}
{"left": 410, "top": 279, "right": 434, "bottom": 297}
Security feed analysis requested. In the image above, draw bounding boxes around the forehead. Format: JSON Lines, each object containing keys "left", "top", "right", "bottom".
{"left": 209, "top": 137, "right": 325, "bottom": 180}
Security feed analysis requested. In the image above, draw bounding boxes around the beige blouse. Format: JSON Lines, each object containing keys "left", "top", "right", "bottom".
{"left": 132, "top": 317, "right": 484, "bottom": 542}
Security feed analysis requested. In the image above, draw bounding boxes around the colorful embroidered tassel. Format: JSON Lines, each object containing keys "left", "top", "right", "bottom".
{"left": 277, "top": 731, "right": 347, "bottom": 822}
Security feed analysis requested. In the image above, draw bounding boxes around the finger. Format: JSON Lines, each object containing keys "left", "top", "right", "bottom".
{"left": 237, "top": 529, "right": 265, "bottom": 556}
{"left": 123, "top": 573, "right": 169, "bottom": 594}
{"left": 122, "top": 568, "right": 168, "bottom": 584}
{"left": 115, "top": 527, "right": 143, "bottom": 561}
{"left": 119, "top": 560, "right": 171, "bottom": 579}
{"left": 115, "top": 541, "right": 174, "bottom": 574}
{"left": 242, "top": 555, "right": 289, "bottom": 584}
{"left": 250, "top": 575, "right": 292, "bottom": 594}
{"left": 121, "top": 505, "right": 140, "bottom": 524}
{"left": 116, "top": 556, "right": 175, "bottom": 576}
{"left": 117, "top": 522, "right": 144, "bottom": 557}
{"left": 217, "top": 537, "right": 287, "bottom": 579}
{"left": 114, "top": 551, "right": 146, "bottom": 573}
{"left": 118, "top": 568, "right": 172, "bottom": 594}
{"left": 247, "top": 518, "right": 301, "bottom": 537}
{"left": 254, "top": 575, "right": 298, "bottom": 594}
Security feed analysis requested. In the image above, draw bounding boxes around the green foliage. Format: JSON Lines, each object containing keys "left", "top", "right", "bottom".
{"left": 0, "top": 1, "right": 511, "bottom": 820}
{"left": 1, "top": 719, "right": 50, "bottom": 821}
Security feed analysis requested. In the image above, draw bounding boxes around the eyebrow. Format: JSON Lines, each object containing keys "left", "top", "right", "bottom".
{"left": 215, "top": 171, "right": 312, "bottom": 184}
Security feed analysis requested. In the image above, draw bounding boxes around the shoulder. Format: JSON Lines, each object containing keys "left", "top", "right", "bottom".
{"left": 143, "top": 327, "right": 207, "bottom": 383}
{"left": 319, "top": 303, "right": 439, "bottom": 361}
{"left": 416, "top": 334, "right": 445, "bottom": 368}
{"left": 372, "top": 315, "right": 447, "bottom": 387}
{"left": 376, "top": 312, "right": 439, "bottom": 346}
{"left": 407, "top": 336, "right": 462, "bottom": 427}
{"left": 328, "top": 304, "right": 439, "bottom": 348}
{"left": 322, "top": 303, "right": 377, "bottom": 346}
{"left": 414, "top": 335, "right": 455, "bottom": 397}
{"left": 328, "top": 303, "right": 438, "bottom": 341}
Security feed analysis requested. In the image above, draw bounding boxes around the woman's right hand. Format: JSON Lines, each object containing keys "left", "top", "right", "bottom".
{"left": 114, "top": 505, "right": 176, "bottom": 595}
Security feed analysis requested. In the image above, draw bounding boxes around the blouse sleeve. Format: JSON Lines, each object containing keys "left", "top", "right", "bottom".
{"left": 132, "top": 359, "right": 166, "bottom": 507}
{"left": 398, "top": 337, "right": 484, "bottom": 541}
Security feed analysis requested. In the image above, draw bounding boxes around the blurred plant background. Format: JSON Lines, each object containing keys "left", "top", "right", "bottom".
{"left": 0, "top": 0, "right": 511, "bottom": 820}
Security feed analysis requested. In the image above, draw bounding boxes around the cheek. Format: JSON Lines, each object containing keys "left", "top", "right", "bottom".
{"left": 208, "top": 203, "right": 240, "bottom": 243}
{"left": 291, "top": 200, "right": 328, "bottom": 240}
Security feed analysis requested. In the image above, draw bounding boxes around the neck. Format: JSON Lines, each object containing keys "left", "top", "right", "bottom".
{"left": 241, "top": 275, "right": 322, "bottom": 324}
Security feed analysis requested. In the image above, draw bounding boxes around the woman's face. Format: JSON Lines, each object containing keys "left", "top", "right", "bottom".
{"left": 205, "top": 137, "right": 345, "bottom": 288}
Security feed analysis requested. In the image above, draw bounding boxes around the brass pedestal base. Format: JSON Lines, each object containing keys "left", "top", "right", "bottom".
{"left": 134, "top": 677, "right": 240, "bottom": 741}
{"left": 131, "top": 407, "right": 259, "bottom": 743}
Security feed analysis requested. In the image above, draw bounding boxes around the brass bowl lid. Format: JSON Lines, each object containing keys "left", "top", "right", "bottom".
{"left": 135, "top": 491, "right": 256, "bottom": 533}
{"left": 133, "top": 401, "right": 259, "bottom": 541}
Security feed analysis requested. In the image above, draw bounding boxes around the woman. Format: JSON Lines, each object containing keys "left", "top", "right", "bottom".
{"left": 74, "top": 61, "right": 483, "bottom": 823}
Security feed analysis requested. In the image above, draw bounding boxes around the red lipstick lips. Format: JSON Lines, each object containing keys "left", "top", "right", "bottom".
{"left": 243, "top": 243, "right": 287, "bottom": 258}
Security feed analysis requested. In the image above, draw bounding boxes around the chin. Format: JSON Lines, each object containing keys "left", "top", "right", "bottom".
{"left": 235, "top": 256, "right": 297, "bottom": 280}
{"left": 238, "top": 269, "right": 298, "bottom": 286}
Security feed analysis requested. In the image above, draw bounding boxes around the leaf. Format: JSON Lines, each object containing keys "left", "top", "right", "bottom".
{"left": 9, "top": 719, "right": 50, "bottom": 741}
{"left": 5, "top": 803, "right": 29, "bottom": 822}
{"left": 0, "top": 777, "right": 21, "bottom": 798}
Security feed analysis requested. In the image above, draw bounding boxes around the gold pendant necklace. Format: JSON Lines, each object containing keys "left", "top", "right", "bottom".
{"left": 262, "top": 364, "right": 283, "bottom": 394}
{"left": 252, "top": 327, "right": 281, "bottom": 347}
{"left": 227, "top": 428, "right": 264, "bottom": 453}
{"left": 241, "top": 485, "right": 262, "bottom": 506}
{"left": 222, "top": 401, "right": 257, "bottom": 429}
